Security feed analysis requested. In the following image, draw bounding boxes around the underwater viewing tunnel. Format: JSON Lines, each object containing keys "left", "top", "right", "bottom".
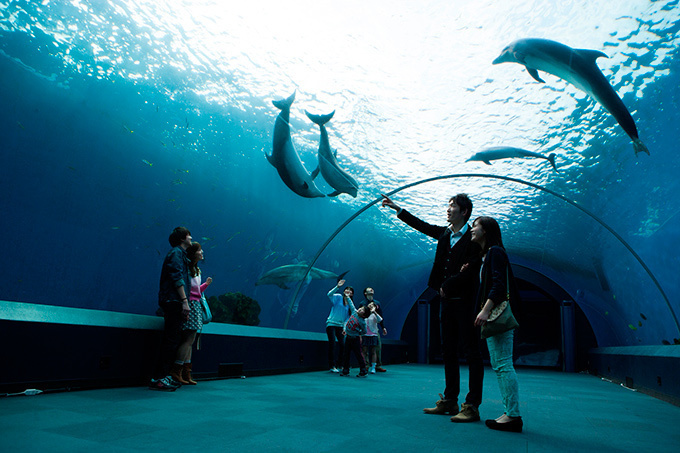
{"left": 1, "top": 0, "right": 680, "bottom": 411}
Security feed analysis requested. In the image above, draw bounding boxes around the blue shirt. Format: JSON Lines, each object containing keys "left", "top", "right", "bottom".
{"left": 449, "top": 223, "right": 469, "bottom": 248}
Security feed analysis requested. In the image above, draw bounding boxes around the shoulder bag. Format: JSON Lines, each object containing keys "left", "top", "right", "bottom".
{"left": 200, "top": 293, "right": 212, "bottom": 324}
{"left": 480, "top": 265, "right": 519, "bottom": 339}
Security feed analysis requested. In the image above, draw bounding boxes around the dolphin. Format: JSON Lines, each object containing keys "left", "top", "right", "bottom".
{"left": 267, "top": 92, "right": 325, "bottom": 198}
{"left": 467, "top": 146, "right": 558, "bottom": 171}
{"left": 492, "top": 38, "right": 649, "bottom": 156}
{"left": 305, "top": 110, "right": 360, "bottom": 197}
{"left": 255, "top": 264, "right": 349, "bottom": 290}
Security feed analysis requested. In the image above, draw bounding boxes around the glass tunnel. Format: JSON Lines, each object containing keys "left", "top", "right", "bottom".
{"left": 1, "top": 0, "right": 679, "bottom": 370}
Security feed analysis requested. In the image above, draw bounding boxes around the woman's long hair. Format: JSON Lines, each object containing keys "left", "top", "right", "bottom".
{"left": 186, "top": 241, "right": 202, "bottom": 278}
{"left": 474, "top": 216, "right": 504, "bottom": 253}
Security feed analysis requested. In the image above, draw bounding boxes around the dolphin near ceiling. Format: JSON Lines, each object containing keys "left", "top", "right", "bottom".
{"left": 492, "top": 38, "right": 649, "bottom": 156}
{"left": 305, "top": 110, "right": 360, "bottom": 197}
{"left": 255, "top": 264, "right": 349, "bottom": 290}
{"left": 467, "top": 146, "right": 558, "bottom": 171}
{"left": 267, "top": 92, "right": 326, "bottom": 198}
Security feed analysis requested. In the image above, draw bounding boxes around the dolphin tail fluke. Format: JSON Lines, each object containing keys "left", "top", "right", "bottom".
{"left": 272, "top": 91, "right": 296, "bottom": 110}
{"left": 305, "top": 110, "right": 335, "bottom": 126}
{"left": 337, "top": 270, "right": 349, "bottom": 283}
{"left": 327, "top": 190, "right": 342, "bottom": 197}
{"left": 633, "top": 138, "right": 650, "bottom": 156}
{"left": 547, "top": 153, "right": 558, "bottom": 172}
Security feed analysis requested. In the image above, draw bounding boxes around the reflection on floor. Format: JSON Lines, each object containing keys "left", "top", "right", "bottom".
{"left": 1, "top": 364, "right": 678, "bottom": 452}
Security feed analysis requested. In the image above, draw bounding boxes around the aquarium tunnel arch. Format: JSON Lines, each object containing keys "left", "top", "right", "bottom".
{"left": 288, "top": 173, "right": 678, "bottom": 348}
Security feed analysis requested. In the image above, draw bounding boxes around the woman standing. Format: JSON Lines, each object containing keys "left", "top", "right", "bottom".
{"left": 471, "top": 216, "right": 523, "bottom": 433}
{"left": 173, "top": 241, "right": 212, "bottom": 385}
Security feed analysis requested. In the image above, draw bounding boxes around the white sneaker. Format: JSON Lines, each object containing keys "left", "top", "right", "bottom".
{"left": 369, "top": 366, "right": 376, "bottom": 374}
{"left": 330, "top": 367, "right": 339, "bottom": 373}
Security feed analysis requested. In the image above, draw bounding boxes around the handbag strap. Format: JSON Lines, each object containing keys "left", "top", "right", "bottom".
{"left": 506, "top": 265, "right": 510, "bottom": 301}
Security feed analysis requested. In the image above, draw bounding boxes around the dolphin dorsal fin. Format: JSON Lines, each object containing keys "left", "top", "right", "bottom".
{"left": 576, "top": 48, "right": 608, "bottom": 63}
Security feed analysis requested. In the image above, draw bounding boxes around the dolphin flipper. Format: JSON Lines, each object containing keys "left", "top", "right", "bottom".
{"left": 547, "top": 153, "right": 558, "bottom": 172}
{"left": 483, "top": 160, "right": 493, "bottom": 165}
{"left": 526, "top": 67, "right": 545, "bottom": 83}
{"left": 311, "top": 165, "right": 320, "bottom": 180}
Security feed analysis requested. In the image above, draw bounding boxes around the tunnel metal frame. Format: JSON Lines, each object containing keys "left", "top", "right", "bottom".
{"left": 284, "top": 174, "right": 677, "bottom": 336}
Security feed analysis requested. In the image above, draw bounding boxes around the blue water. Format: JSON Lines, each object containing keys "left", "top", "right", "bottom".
{"left": 1, "top": 0, "right": 679, "bottom": 345}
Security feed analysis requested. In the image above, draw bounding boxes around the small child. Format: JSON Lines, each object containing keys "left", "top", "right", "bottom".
{"left": 362, "top": 302, "right": 383, "bottom": 374}
{"left": 340, "top": 293, "right": 375, "bottom": 377}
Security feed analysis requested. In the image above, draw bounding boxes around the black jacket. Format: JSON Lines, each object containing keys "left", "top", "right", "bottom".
{"left": 398, "top": 209, "right": 481, "bottom": 300}
{"left": 476, "top": 246, "right": 521, "bottom": 318}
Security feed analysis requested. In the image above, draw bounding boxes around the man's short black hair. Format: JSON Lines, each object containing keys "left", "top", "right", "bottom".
{"left": 449, "top": 194, "right": 473, "bottom": 222}
{"left": 168, "top": 226, "right": 191, "bottom": 247}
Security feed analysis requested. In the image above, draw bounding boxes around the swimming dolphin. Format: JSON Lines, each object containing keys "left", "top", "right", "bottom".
{"left": 305, "top": 110, "right": 360, "bottom": 197}
{"left": 492, "top": 38, "right": 649, "bottom": 156}
{"left": 467, "top": 146, "right": 558, "bottom": 171}
{"left": 267, "top": 92, "right": 325, "bottom": 198}
{"left": 255, "top": 264, "right": 349, "bottom": 290}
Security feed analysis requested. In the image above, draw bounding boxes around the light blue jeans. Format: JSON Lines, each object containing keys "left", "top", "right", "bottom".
{"left": 486, "top": 329, "right": 520, "bottom": 417}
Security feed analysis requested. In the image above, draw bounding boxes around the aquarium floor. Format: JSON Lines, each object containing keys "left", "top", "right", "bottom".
{"left": 1, "top": 364, "right": 678, "bottom": 452}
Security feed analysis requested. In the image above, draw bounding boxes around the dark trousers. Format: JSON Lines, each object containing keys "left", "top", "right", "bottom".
{"left": 326, "top": 326, "right": 345, "bottom": 368}
{"left": 441, "top": 296, "right": 484, "bottom": 407}
{"left": 342, "top": 335, "right": 367, "bottom": 373}
{"left": 157, "top": 300, "right": 183, "bottom": 378}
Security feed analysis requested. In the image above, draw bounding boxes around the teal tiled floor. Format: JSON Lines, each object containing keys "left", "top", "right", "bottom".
{"left": 1, "top": 364, "right": 678, "bottom": 452}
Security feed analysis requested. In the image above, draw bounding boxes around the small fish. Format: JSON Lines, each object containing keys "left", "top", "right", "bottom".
{"left": 227, "top": 232, "right": 241, "bottom": 242}
{"left": 17, "top": 121, "right": 25, "bottom": 129}
{"left": 201, "top": 237, "right": 213, "bottom": 241}
{"left": 123, "top": 124, "right": 134, "bottom": 133}
{"left": 142, "top": 159, "right": 153, "bottom": 166}
{"left": 628, "top": 324, "right": 637, "bottom": 331}
{"left": 640, "top": 313, "right": 647, "bottom": 320}
{"left": 111, "top": 227, "right": 120, "bottom": 230}
{"left": 638, "top": 321, "right": 642, "bottom": 327}
{"left": 171, "top": 179, "right": 183, "bottom": 185}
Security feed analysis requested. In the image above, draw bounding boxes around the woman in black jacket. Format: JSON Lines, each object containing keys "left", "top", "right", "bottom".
{"left": 471, "top": 216, "right": 523, "bottom": 433}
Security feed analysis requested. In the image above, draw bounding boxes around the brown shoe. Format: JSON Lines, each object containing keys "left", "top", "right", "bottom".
{"left": 423, "top": 393, "right": 459, "bottom": 415}
{"left": 451, "top": 403, "right": 480, "bottom": 423}
{"left": 375, "top": 366, "right": 387, "bottom": 372}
